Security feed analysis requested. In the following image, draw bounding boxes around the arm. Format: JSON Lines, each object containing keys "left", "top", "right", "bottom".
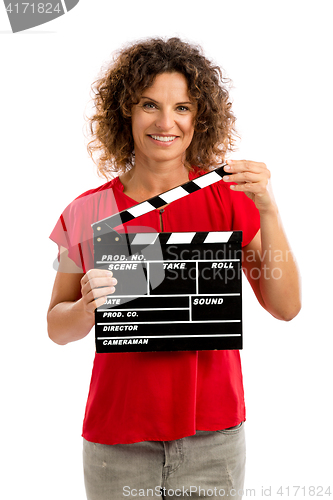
{"left": 223, "top": 160, "right": 301, "bottom": 321}
{"left": 47, "top": 247, "right": 117, "bottom": 345}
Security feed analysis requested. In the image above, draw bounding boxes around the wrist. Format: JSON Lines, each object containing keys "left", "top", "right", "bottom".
{"left": 74, "top": 297, "right": 96, "bottom": 321}
{"left": 258, "top": 200, "right": 279, "bottom": 217}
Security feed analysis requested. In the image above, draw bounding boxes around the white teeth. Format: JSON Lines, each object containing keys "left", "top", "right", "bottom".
{"left": 150, "top": 135, "right": 177, "bottom": 142}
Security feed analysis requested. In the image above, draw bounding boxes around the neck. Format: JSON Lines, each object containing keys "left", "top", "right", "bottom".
{"left": 120, "top": 157, "right": 190, "bottom": 202}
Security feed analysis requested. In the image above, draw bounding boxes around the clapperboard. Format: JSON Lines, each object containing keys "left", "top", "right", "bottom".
{"left": 92, "top": 164, "right": 243, "bottom": 353}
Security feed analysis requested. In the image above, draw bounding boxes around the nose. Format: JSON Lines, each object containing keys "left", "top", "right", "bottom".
{"left": 155, "top": 109, "right": 175, "bottom": 131}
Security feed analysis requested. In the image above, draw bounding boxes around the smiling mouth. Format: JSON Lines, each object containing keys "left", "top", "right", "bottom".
{"left": 148, "top": 135, "right": 178, "bottom": 143}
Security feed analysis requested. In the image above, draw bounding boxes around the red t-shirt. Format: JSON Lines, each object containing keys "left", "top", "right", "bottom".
{"left": 49, "top": 169, "right": 260, "bottom": 445}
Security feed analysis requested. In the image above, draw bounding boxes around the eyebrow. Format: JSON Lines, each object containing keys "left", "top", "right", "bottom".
{"left": 140, "top": 96, "right": 194, "bottom": 106}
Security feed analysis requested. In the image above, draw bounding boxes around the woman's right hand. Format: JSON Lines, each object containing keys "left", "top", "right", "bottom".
{"left": 80, "top": 269, "right": 118, "bottom": 313}
{"left": 48, "top": 248, "right": 119, "bottom": 345}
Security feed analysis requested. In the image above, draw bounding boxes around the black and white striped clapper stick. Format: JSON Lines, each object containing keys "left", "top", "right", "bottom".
{"left": 92, "top": 163, "right": 228, "bottom": 231}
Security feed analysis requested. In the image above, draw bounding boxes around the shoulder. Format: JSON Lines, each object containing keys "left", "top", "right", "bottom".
{"left": 66, "top": 177, "right": 119, "bottom": 213}
{"left": 74, "top": 177, "right": 119, "bottom": 202}
{"left": 59, "top": 177, "right": 121, "bottom": 231}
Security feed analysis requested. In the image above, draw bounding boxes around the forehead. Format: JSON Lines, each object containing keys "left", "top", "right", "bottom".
{"left": 142, "top": 72, "right": 190, "bottom": 99}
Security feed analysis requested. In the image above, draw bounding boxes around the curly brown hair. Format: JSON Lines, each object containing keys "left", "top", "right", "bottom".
{"left": 86, "top": 37, "right": 238, "bottom": 178}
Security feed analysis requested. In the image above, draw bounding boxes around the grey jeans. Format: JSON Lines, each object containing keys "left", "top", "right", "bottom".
{"left": 83, "top": 422, "right": 245, "bottom": 499}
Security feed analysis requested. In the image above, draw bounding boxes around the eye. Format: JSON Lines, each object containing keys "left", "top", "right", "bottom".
{"left": 177, "top": 105, "right": 190, "bottom": 112}
{"left": 142, "top": 102, "right": 157, "bottom": 110}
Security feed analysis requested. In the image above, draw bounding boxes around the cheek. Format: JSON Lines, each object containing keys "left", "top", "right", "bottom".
{"left": 184, "top": 119, "right": 195, "bottom": 142}
{"left": 186, "top": 114, "right": 196, "bottom": 132}
{"left": 131, "top": 111, "right": 148, "bottom": 138}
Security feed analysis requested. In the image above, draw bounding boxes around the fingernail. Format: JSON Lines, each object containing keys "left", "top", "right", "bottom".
{"left": 224, "top": 165, "right": 231, "bottom": 170}
{"left": 223, "top": 176, "right": 230, "bottom": 181}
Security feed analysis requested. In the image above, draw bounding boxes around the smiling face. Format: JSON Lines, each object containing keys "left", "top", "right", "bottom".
{"left": 131, "top": 72, "right": 197, "bottom": 168}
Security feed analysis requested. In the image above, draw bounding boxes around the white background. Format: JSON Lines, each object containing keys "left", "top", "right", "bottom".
{"left": 1, "top": 1, "right": 332, "bottom": 498}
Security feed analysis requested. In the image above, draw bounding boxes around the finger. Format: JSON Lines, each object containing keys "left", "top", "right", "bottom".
{"left": 81, "top": 269, "right": 113, "bottom": 287}
{"left": 230, "top": 182, "right": 267, "bottom": 195}
{"left": 82, "top": 281, "right": 117, "bottom": 302}
{"left": 225, "top": 160, "right": 265, "bottom": 174}
{"left": 84, "top": 285, "right": 116, "bottom": 304}
{"left": 81, "top": 275, "right": 117, "bottom": 294}
{"left": 223, "top": 171, "right": 261, "bottom": 184}
{"left": 86, "top": 294, "right": 115, "bottom": 313}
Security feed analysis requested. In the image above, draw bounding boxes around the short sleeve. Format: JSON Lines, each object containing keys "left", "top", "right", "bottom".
{"left": 49, "top": 180, "right": 125, "bottom": 273}
{"left": 230, "top": 190, "right": 260, "bottom": 247}
{"left": 49, "top": 195, "right": 91, "bottom": 272}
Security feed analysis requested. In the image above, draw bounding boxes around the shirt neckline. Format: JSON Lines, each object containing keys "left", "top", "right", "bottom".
{"left": 114, "top": 167, "right": 201, "bottom": 204}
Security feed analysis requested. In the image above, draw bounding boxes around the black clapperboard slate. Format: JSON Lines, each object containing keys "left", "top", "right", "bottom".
{"left": 92, "top": 164, "right": 243, "bottom": 353}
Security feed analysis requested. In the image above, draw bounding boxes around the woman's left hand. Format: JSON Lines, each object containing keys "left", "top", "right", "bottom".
{"left": 223, "top": 160, "right": 275, "bottom": 213}
{"left": 223, "top": 159, "right": 301, "bottom": 320}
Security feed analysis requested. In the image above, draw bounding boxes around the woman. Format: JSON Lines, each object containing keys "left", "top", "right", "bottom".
{"left": 47, "top": 37, "right": 301, "bottom": 499}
